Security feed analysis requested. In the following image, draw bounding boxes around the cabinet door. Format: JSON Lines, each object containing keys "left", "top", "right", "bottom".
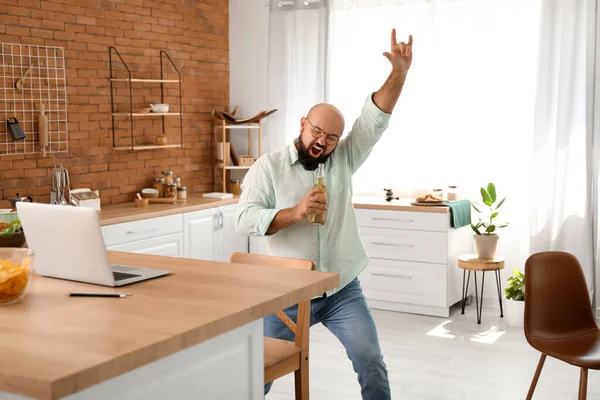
{"left": 106, "top": 233, "right": 184, "bottom": 257}
{"left": 217, "top": 204, "right": 249, "bottom": 262}
{"left": 184, "top": 209, "right": 217, "bottom": 261}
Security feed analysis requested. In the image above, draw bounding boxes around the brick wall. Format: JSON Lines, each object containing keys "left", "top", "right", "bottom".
{"left": 0, "top": 0, "right": 228, "bottom": 205}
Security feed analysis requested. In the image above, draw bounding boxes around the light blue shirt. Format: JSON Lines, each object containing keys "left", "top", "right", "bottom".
{"left": 235, "top": 94, "right": 391, "bottom": 296}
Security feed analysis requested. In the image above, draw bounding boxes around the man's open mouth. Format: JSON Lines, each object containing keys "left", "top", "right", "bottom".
{"left": 310, "top": 143, "right": 325, "bottom": 157}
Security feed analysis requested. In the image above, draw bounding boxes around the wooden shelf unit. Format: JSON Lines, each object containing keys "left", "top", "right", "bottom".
{"left": 213, "top": 119, "right": 262, "bottom": 193}
{"left": 108, "top": 47, "right": 183, "bottom": 151}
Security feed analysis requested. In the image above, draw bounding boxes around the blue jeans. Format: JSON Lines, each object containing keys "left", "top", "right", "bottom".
{"left": 264, "top": 278, "right": 391, "bottom": 399}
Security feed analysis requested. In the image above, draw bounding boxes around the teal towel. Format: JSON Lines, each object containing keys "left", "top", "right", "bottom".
{"left": 446, "top": 200, "right": 471, "bottom": 228}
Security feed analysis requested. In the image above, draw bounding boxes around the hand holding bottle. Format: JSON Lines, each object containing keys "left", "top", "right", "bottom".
{"left": 294, "top": 187, "right": 327, "bottom": 222}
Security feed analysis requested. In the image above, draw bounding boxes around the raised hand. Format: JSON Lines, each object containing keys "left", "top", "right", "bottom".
{"left": 382, "top": 29, "right": 413, "bottom": 76}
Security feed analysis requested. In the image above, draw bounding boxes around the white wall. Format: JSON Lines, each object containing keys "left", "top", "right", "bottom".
{"left": 229, "top": 0, "right": 269, "bottom": 183}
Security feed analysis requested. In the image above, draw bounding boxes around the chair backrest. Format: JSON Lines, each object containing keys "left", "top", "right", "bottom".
{"left": 230, "top": 252, "right": 315, "bottom": 348}
{"left": 524, "top": 251, "right": 597, "bottom": 339}
{"left": 230, "top": 252, "right": 315, "bottom": 271}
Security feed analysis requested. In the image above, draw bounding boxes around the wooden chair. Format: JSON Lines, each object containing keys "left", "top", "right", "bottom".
{"left": 525, "top": 251, "right": 600, "bottom": 400}
{"left": 230, "top": 252, "right": 315, "bottom": 399}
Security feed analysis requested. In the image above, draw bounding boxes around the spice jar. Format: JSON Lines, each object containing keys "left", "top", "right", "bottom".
{"left": 153, "top": 178, "right": 165, "bottom": 197}
{"left": 164, "top": 183, "right": 177, "bottom": 199}
{"left": 230, "top": 179, "right": 241, "bottom": 196}
{"left": 162, "top": 171, "right": 174, "bottom": 185}
{"left": 174, "top": 177, "right": 182, "bottom": 188}
{"left": 432, "top": 188, "right": 444, "bottom": 199}
{"left": 177, "top": 186, "right": 187, "bottom": 200}
{"left": 447, "top": 185, "right": 458, "bottom": 201}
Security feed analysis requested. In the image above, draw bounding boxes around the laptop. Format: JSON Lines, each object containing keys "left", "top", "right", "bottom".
{"left": 16, "top": 202, "right": 171, "bottom": 287}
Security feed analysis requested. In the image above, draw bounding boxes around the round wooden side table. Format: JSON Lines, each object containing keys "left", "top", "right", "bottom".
{"left": 458, "top": 255, "right": 505, "bottom": 324}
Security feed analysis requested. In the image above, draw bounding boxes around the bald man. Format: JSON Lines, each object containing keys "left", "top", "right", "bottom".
{"left": 236, "top": 29, "right": 412, "bottom": 399}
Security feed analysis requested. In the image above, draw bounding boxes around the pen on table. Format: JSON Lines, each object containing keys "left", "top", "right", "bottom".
{"left": 67, "top": 293, "right": 132, "bottom": 298}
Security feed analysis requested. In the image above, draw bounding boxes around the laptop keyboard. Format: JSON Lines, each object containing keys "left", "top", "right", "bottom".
{"left": 112, "top": 271, "right": 141, "bottom": 281}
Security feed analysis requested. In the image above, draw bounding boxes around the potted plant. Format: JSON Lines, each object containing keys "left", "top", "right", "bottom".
{"left": 471, "top": 182, "right": 508, "bottom": 259}
{"left": 505, "top": 268, "right": 525, "bottom": 327}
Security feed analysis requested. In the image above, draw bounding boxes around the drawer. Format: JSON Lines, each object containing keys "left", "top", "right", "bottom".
{"left": 359, "top": 259, "right": 447, "bottom": 308}
{"left": 356, "top": 208, "right": 448, "bottom": 232}
{"left": 101, "top": 214, "right": 184, "bottom": 247}
{"left": 360, "top": 227, "right": 448, "bottom": 264}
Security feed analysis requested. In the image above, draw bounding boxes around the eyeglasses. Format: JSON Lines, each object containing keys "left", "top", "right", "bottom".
{"left": 306, "top": 118, "right": 340, "bottom": 146}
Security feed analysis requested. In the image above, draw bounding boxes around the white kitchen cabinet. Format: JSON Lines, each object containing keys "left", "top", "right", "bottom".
{"left": 183, "top": 208, "right": 217, "bottom": 261}
{"left": 184, "top": 204, "right": 248, "bottom": 262}
{"left": 106, "top": 233, "right": 184, "bottom": 258}
{"left": 356, "top": 208, "right": 473, "bottom": 318}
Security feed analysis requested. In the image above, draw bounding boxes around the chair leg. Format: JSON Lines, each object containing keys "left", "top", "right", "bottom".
{"left": 495, "top": 269, "right": 504, "bottom": 317}
{"left": 295, "top": 352, "right": 309, "bottom": 400}
{"left": 526, "top": 354, "right": 547, "bottom": 400}
{"left": 579, "top": 367, "right": 588, "bottom": 400}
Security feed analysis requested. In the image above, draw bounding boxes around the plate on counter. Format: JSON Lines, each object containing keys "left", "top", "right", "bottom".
{"left": 411, "top": 200, "right": 446, "bottom": 206}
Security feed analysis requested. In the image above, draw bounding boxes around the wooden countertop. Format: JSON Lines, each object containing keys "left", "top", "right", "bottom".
{"left": 99, "top": 194, "right": 240, "bottom": 225}
{"left": 0, "top": 252, "right": 339, "bottom": 400}
{"left": 352, "top": 196, "right": 450, "bottom": 213}
{"left": 98, "top": 194, "right": 449, "bottom": 226}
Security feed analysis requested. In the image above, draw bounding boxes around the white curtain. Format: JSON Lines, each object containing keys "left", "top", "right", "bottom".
{"left": 529, "top": 0, "right": 596, "bottom": 300}
{"left": 265, "top": 0, "right": 328, "bottom": 153}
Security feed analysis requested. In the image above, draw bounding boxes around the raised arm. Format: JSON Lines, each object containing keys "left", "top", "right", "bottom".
{"left": 373, "top": 29, "right": 413, "bottom": 113}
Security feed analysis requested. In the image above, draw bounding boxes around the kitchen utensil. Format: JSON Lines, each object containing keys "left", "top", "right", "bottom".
{"left": 149, "top": 103, "right": 169, "bottom": 113}
{"left": 0, "top": 248, "right": 34, "bottom": 305}
{"left": 6, "top": 118, "right": 25, "bottom": 141}
{"left": 37, "top": 104, "right": 48, "bottom": 157}
{"left": 134, "top": 198, "right": 148, "bottom": 207}
{"left": 8, "top": 195, "right": 33, "bottom": 209}
{"left": 62, "top": 168, "right": 71, "bottom": 204}
{"left": 15, "top": 66, "right": 32, "bottom": 91}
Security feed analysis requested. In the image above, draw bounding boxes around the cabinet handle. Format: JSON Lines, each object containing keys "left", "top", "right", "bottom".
{"left": 219, "top": 211, "right": 224, "bottom": 230}
{"left": 213, "top": 213, "right": 219, "bottom": 232}
{"left": 372, "top": 273, "right": 413, "bottom": 280}
{"left": 126, "top": 226, "right": 159, "bottom": 234}
{"left": 372, "top": 242, "right": 413, "bottom": 248}
{"left": 372, "top": 217, "right": 413, "bottom": 223}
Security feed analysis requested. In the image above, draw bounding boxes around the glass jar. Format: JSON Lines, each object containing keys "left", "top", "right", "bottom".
{"left": 447, "top": 185, "right": 458, "bottom": 201}
{"left": 164, "top": 183, "right": 177, "bottom": 199}
{"left": 174, "top": 177, "right": 182, "bottom": 188}
{"left": 177, "top": 186, "right": 187, "bottom": 200}
{"left": 153, "top": 178, "right": 165, "bottom": 197}
{"left": 432, "top": 188, "right": 444, "bottom": 200}
{"left": 230, "top": 179, "right": 241, "bottom": 196}
{"left": 162, "top": 171, "right": 174, "bottom": 185}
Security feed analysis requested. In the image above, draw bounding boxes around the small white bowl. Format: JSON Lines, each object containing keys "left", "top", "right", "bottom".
{"left": 150, "top": 104, "right": 169, "bottom": 113}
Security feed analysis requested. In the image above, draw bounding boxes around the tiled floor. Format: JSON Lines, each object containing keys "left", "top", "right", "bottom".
{"left": 268, "top": 300, "right": 598, "bottom": 400}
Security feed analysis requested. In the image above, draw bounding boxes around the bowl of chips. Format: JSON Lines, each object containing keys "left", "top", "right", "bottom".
{"left": 0, "top": 248, "right": 34, "bottom": 305}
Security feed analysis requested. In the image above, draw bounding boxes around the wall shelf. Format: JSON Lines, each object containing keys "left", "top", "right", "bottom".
{"left": 113, "top": 144, "right": 183, "bottom": 151}
{"left": 213, "top": 116, "right": 262, "bottom": 193}
{"left": 112, "top": 112, "right": 183, "bottom": 117}
{"left": 108, "top": 47, "right": 183, "bottom": 151}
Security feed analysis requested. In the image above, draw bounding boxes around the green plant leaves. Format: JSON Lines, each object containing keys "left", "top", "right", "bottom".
{"left": 481, "top": 187, "right": 493, "bottom": 206}
{"left": 495, "top": 197, "right": 506, "bottom": 209}
{"left": 490, "top": 212, "right": 498, "bottom": 219}
{"left": 505, "top": 269, "right": 525, "bottom": 300}
{"left": 487, "top": 182, "right": 496, "bottom": 202}
{"left": 472, "top": 203, "right": 482, "bottom": 213}
{"left": 471, "top": 223, "right": 481, "bottom": 235}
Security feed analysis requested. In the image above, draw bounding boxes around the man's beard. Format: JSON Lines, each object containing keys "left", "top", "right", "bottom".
{"left": 297, "top": 135, "right": 334, "bottom": 171}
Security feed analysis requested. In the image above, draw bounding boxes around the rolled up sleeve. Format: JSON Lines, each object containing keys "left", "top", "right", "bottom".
{"left": 339, "top": 93, "right": 392, "bottom": 173}
{"left": 235, "top": 159, "right": 280, "bottom": 236}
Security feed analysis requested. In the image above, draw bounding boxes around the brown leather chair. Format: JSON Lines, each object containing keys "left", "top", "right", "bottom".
{"left": 525, "top": 251, "right": 599, "bottom": 400}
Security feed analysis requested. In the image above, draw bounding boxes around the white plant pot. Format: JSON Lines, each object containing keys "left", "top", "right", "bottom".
{"left": 474, "top": 234, "right": 499, "bottom": 259}
{"left": 505, "top": 298, "right": 524, "bottom": 327}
